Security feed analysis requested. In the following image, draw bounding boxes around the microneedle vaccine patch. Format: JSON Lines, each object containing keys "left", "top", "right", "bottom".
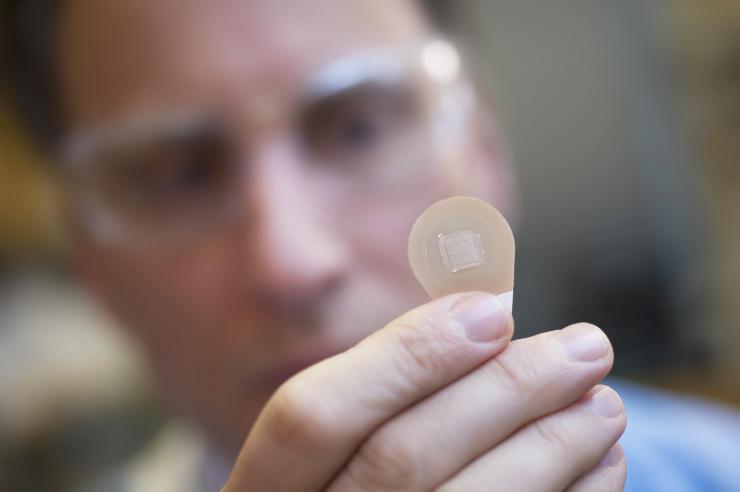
{"left": 437, "top": 230, "right": 484, "bottom": 273}
{"left": 408, "top": 196, "right": 515, "bottom": 300}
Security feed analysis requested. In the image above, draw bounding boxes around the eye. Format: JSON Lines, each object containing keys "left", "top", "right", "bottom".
{"left": 301, "top": 82, "right": 422, "bottom": 165}
{"left": 132, "top": 140, "right": 220, "bottom": 196}
{"left": 340, "top": 110, "right": 383, "bottom": 149}
{"left": 334, "top": 95, "right": 401, "bottom": 150}
{"left": 91, "top": 126, "right": 234, "bottom": 218}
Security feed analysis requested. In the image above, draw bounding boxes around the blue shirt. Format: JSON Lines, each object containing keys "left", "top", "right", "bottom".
{"left": 612, "top": 379, "right": 740, "bottom": 491}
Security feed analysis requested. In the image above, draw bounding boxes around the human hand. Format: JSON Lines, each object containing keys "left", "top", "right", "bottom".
{"left": 222, "top": 292, "right": 626, "bottom": 491}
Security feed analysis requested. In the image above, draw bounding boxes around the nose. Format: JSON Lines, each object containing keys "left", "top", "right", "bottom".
{"left": 242, "top": 136, "right": 350, "bottom": 311}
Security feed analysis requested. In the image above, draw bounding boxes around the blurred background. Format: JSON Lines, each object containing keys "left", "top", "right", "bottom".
{"left": 1, "top": 0, "right": 739, "bottom": 490}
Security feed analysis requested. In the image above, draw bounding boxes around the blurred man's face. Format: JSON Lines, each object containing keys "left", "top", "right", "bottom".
{"left": 58, "top": 0, "right": 509, "bottom": 453}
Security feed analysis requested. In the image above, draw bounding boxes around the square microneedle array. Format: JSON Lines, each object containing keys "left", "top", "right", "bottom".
{"left": 437, "top": 229, "right": 485, "bottom": 273}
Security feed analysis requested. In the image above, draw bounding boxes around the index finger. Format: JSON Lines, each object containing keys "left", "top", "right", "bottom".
{"left": 223, "top": 291, "right": 513, "bottom": 492}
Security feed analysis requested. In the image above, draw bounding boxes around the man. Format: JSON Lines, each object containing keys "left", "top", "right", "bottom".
{"left": 4, "top": 1, "right": 739, "bottom": 491}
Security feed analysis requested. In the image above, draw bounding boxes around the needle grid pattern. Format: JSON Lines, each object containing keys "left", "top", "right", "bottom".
{"left": 437, "top": 229, "right": 485, "bottom": 273}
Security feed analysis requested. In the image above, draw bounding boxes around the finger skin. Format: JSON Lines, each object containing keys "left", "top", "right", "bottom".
{"left": 222, "top": 291, "right": 513, "bottom": 492}
{"left": 328, "top": 323, "right": 614, "bottom": 491}
{"left": 438, "top": 385, "right": 627, "bottom": 492}
{"left": 567, "top": 444, "right": 627, "bottom": 492}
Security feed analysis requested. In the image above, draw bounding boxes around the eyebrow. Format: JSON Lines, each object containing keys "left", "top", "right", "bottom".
{"left": 303, "top": 51, "right": 408, "bottom": 103}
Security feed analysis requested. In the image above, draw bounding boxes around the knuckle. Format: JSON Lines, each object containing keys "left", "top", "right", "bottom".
{"left": 266, "top": 378, "right": 342, "bottom": 448}
{"left": 483, "top": 334, "right": 576, "bottom": 400}
{"left": 389, "top": 316, "right": 459, "bottom": 386}
{"left": 484, "top": 346, "right": 542, "bottom": 398}
{"left": 532, "top": 417, "right": 579, "bottom": 455}
{"left": 349, "top": 427, "right": 422, "bottom": 490}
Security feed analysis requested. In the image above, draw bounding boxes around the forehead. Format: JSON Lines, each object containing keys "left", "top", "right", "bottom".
{"left": 58, "top": 0, "right": 428, "bottom": 129}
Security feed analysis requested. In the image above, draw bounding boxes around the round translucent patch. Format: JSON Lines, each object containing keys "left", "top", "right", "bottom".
{"left": 408, "top": 196, "right": 515, "bottom": 299}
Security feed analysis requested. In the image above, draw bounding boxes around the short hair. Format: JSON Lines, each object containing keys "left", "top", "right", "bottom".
{"left": 1, "top": 0, "right": 450, "bottom": 151}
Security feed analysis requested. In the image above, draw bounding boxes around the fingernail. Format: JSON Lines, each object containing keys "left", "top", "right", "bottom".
{"left": 558, "top": 324, "right": 610, "bottom": 361}
{"left": 600, "top": 444, "right": 624, "bottom": 467}
{"left": 452, "top": 293, "right": 508, "bottom": 343}
{"left": 581, "top": 386, "right": 624, "bottom": 419}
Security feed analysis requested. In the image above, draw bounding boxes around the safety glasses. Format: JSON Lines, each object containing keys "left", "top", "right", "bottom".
{"left": 60, "top": 39, "right": 474, "bottom": 246}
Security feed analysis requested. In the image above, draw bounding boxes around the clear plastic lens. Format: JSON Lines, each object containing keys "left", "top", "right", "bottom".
{"left": 437, "top": 229, "right": 485, "bottom": 273}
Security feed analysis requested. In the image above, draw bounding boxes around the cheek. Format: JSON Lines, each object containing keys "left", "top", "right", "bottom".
{"left": 334, "top": 169, "right": 460, "bottom": 280}
{"left": 80, "top": 236, "right": 245, "bottom": 346}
